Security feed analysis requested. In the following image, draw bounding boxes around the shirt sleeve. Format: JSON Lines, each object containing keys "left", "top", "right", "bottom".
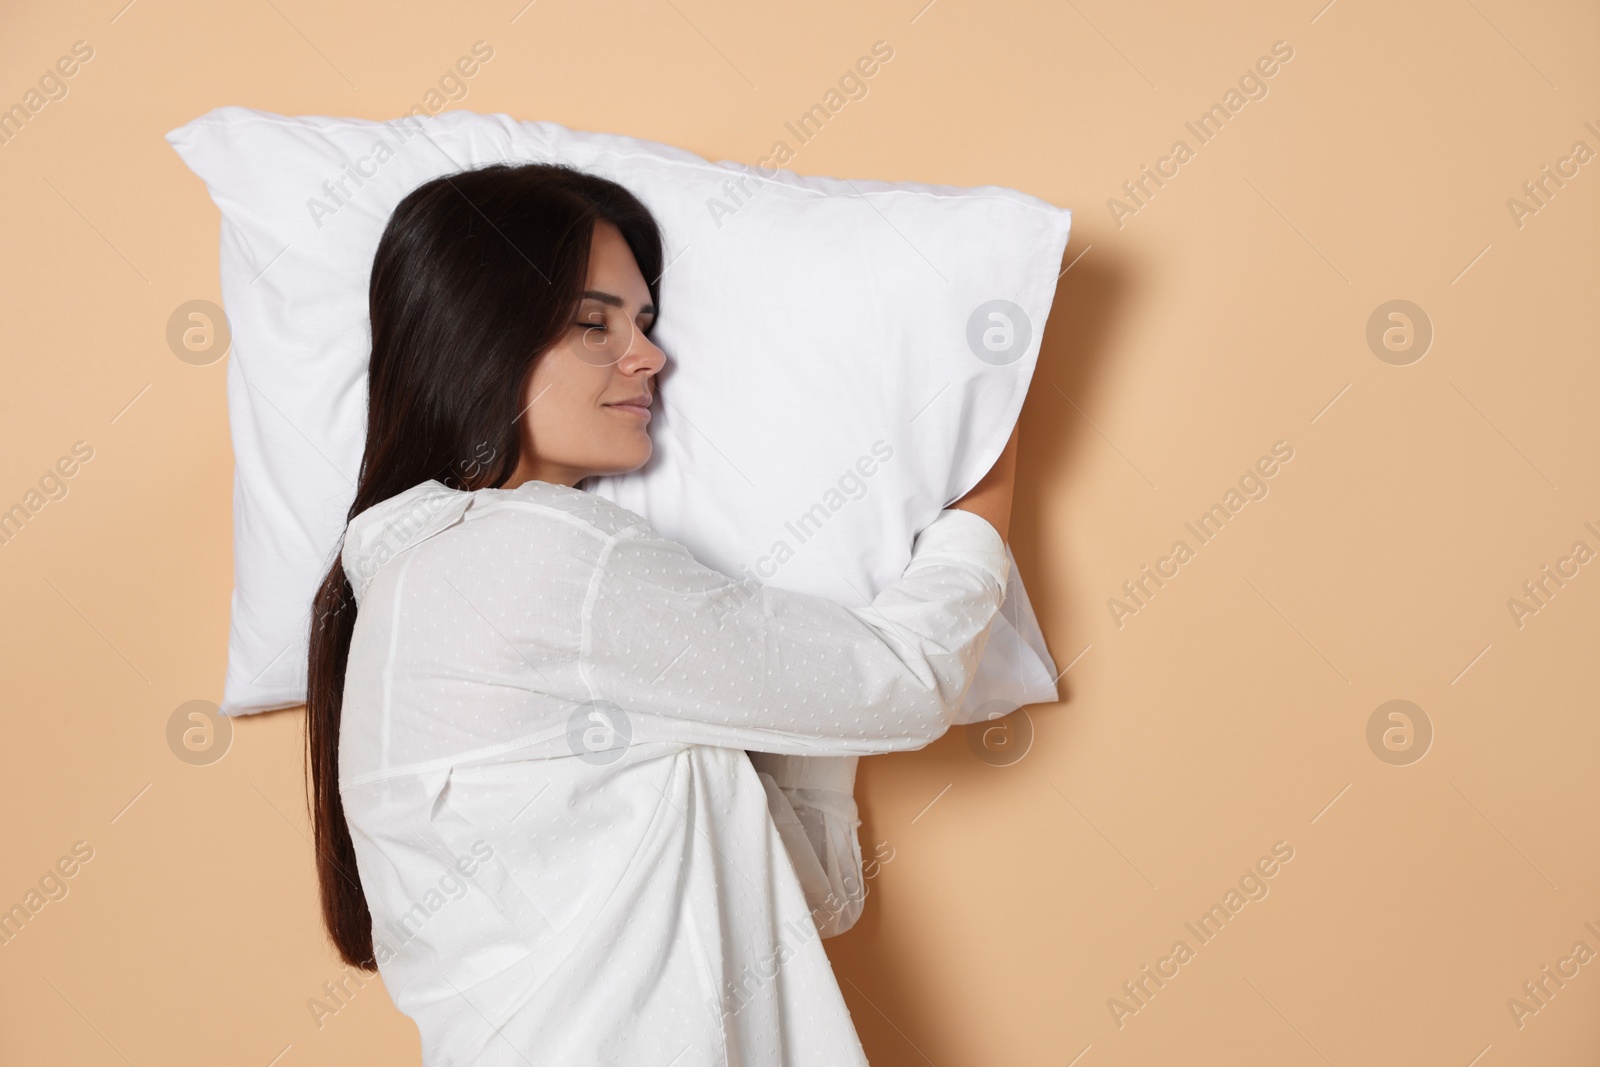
{"left": 575, "top": 507, "right": 1011, "bottom": 757}
{"left": 747, "top": 752, "right": 865, "bottom": 938}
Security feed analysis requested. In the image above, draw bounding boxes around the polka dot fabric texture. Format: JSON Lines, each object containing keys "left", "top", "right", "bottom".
{"left": 337, "top": 477, "right": 1011, "bottom": 1065}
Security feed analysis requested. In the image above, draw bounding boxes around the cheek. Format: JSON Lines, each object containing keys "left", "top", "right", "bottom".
{"left": 520, "top": 367, "right": 574, "bottom": 443}
{"left": 524, "top": 397, "right": 582, "bottom": 451}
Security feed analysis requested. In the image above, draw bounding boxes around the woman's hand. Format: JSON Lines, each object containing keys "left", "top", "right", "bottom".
{"left": 949, "top": 422, "right": 1018, "bottom": 542}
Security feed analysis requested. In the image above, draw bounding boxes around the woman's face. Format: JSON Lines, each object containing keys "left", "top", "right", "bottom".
{"left": 505, "top": 220, "right": 665, "bottom": 489}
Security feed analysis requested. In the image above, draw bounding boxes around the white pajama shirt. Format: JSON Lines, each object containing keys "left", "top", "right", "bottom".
{"left": 338, "top": 477, "right": 1010, "bottom": 1066}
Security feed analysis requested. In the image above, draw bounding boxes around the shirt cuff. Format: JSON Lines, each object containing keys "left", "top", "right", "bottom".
{"left": 906, "top": 507, "right": 1011, "bottom": 594}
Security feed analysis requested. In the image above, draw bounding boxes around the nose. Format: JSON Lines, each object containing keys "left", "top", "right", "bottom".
{"left": 617, "top": 324, "right": 666, "bottom": 377}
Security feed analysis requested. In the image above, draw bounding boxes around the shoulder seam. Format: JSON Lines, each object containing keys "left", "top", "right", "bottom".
{"left": 577, "top": 531, "right": 630, "bottom": 699}
{"left": 465, "top": 496, "right": 639, "bottom": 542}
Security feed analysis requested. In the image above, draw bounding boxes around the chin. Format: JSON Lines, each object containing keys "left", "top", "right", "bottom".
{"left": 594, "top": 443, "right": 652, "bottom": 479}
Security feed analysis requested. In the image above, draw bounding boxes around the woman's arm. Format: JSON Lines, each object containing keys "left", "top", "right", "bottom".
{"left": 743, "top": 431, "right": 1019, "bottom": 931}
{"left": 558, "top": 499, "right": 1010, "bottom": 758}
{"left": 949, "top": 422, "right": 1019, "bottom": 542}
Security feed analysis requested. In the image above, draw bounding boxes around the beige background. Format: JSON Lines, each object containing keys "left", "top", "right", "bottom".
{"left": 2, "top": 0, "right": 1596, "bottom": 1063}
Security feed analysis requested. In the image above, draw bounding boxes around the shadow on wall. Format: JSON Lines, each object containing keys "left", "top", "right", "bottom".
{"left": 1024, "top": 239, "right": 1129, "bottom": 713}
{"left": 837, "top": 236, "right": 1133, "bottom": 1061}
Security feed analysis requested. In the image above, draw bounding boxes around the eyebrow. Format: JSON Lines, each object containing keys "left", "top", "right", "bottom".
{"left": 580, "top": 290, "right": 657, "bottom": 317}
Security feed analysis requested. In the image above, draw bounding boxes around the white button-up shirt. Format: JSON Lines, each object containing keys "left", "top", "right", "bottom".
{"left": 338, "top": 478, "right": 1010, "bottom": 1066}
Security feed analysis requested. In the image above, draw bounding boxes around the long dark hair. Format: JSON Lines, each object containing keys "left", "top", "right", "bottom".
{"left": 305, "top": 162, "right": 663, "bottom": 969}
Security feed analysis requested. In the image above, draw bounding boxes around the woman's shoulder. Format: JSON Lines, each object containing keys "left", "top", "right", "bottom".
{"left": 468, "top": 479, "right": 651, "bottom": 543}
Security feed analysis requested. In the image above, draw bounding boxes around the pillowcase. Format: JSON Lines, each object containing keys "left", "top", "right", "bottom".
{"left": 164, "top": 106, "right": 1070, "bottom": 725}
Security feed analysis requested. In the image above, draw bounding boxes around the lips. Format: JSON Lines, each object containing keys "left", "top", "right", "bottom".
{"left": 604, "top": 396, "right": 652, "bottom": 420}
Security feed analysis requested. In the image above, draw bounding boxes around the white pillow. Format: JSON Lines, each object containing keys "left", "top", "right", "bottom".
{"left": 164, "top": 106, "right": 1070, "bottom": 726}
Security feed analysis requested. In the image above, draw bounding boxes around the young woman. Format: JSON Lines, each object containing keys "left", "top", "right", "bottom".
{"left": 306, "top": 162, "right": 1020, "bottom": 1066}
